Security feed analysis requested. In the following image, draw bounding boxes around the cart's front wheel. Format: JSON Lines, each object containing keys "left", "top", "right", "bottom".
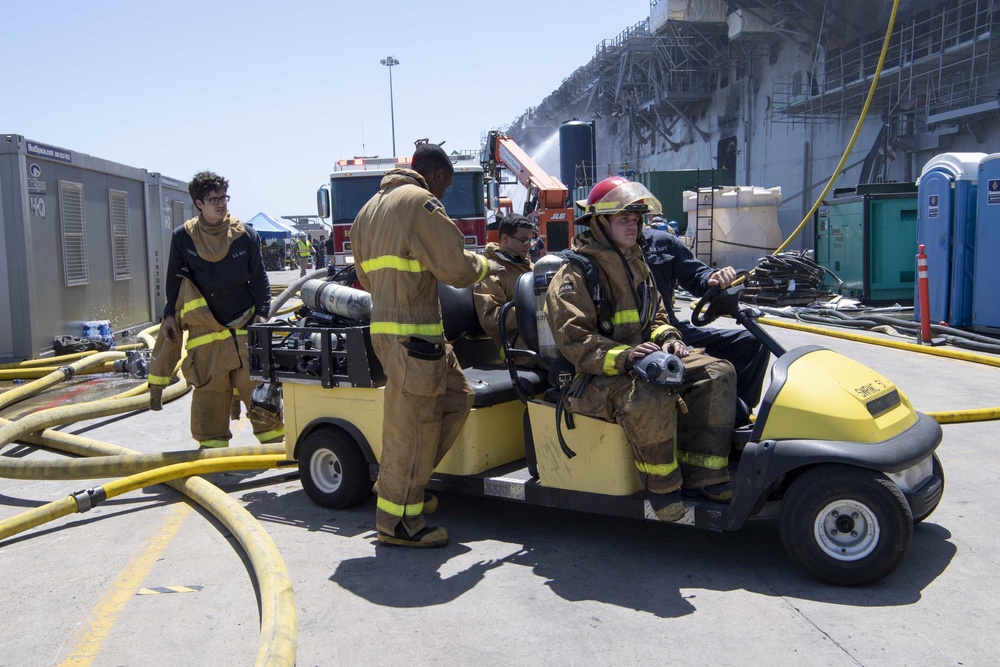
{"left": 298, "top": 428, "right": 372, "bottom": 509}
{"left": 780, "top": 464, "right": 913, "bottom": 586}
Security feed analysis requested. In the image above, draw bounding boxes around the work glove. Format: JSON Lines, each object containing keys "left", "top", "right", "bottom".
{"left": 149, "top": 384, "right": 164, "bottom": 411}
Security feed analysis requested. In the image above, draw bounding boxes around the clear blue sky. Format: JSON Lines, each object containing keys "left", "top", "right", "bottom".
{"left": 1, "top": 0, "right": 651, "bottom": 222}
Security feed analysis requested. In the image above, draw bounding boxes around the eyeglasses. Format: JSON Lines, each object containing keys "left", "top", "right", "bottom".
{"left": 510, "top": 235, "right": 533, "bottom": 245}
{"left": 204, "top": 195, "right": 230, "bottom": 205}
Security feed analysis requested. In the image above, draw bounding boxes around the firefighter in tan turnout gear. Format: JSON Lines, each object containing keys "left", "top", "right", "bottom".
{"left": 474, "top": 214, "right": 535, "bottom": 358}
{"left": 545, "top": 177, "right": 737, "bottom": 521}
{"left": 148, "top": 171, "right": 284, "bottom": 449}
{"left": 351, "top": 144, "right": 504, "bottom": 548}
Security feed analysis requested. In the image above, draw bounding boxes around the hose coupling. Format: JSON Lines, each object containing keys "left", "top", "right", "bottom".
{"left": 59, "top": 366, "right": 76, "bottom": 379}
{"left": 72, "top": 487, "right": 107, "bottom": 512}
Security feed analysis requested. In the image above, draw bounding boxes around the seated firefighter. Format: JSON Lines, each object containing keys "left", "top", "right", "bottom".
{"left": 544, "top": 177, "right": 737, "bottom": 521}
{"left": 474, "top": 214, "right": 535, "bottom": 358}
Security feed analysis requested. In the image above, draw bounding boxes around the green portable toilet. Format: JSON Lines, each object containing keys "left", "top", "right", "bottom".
{"left": 816, "top": 183, "right": 918, "bottom": 303}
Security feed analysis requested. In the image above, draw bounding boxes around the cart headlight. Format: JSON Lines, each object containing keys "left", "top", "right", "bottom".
{"left": 887, "top": 454, "right": 933, "bottom": 493}
{"left": 866, "top": 389, "right": 900, "bottom": 417}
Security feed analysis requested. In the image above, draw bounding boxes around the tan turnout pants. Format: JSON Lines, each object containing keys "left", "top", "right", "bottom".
{"left": 372, "top": 335, "right": 475, "bottom": 537}
{"left": 569, "top": 352, "right": 736, "bottom": 494}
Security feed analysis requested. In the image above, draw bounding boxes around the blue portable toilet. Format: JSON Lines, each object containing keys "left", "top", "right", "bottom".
{"left": 973, "top": 154, "right": 1000, "bottom": 333}
{"left": 915, "top": 152, "right": 986, "bottom": 326}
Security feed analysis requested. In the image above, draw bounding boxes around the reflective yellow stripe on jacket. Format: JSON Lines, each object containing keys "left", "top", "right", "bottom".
{"left": 474, "top": 254, "right": 489, "bottom": 283}
{"left": 187, "top": 329, "right": 246, "bottom": 350}
{"left": 147, "top": 373, "right": 172, "bottom": 386}
{"left": 603, "top": 345, "right": 630, "bottom": 376}
{"left": 651, "top": 324, "right": 674, "bottom": 344}
{"left": 361, "top": 255, "right": 427, "bottom": 273}
{"left": 369, "top": 321, "right": 445, "bottom": 337}
{"left": 611, "top": 309, "right": 639, "bottom": 326}
{"left": 179, "top": 297, "right": 209, "bottom": 320}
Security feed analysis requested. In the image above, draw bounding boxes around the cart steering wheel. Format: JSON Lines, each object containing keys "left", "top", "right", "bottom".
{"left": 690, "top": 285, "right": 724, "bottom": 327}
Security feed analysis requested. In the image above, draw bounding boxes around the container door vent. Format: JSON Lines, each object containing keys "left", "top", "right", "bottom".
{"left": 109, "top": 189, "right": 131, "bottom": 280}
{"left": 171, "top": 200, "right": 185, "bottom": 229}
{"left": 58, "top": 180, "right": 89, "bottom": 287}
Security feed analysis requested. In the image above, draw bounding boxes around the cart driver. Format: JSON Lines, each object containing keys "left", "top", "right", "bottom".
{"left": 545, "top": 177, "right": 737, "bottom": 521}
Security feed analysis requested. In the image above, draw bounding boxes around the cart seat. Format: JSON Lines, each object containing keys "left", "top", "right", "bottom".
{"left": 440, "top": 281, "right": 547, "bottom": 404}
{"left": 464, "top": 367, "right": 547, "bottom": 408}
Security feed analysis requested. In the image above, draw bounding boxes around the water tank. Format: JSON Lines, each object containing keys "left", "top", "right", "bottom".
{"left": 681, "top": 185, "right": 783, "bottom": 270}
{"left": 559, "top": 120, "right": 594, "bottom": 190}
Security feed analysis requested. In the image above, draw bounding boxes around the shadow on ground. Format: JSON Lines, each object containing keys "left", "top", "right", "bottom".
{"left": 240, "top": 487, "right": 956, "bottom": 618}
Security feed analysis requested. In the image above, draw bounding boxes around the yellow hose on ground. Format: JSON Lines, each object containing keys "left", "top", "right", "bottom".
{"left": 0, "top": 360, "right": 295, "bottom": 664}
{"left": 171, "top": 470, "right": 297, "bottom": 667}
{"left": 759, "top": 315, "right": 1000, "bottom": 423}
{"left": 759, "top": 316, "right": 1000, "bottom": 368}
{"left": 0, "top": 379, "right": 190, "bottom": 449}
{"left": 0, "top": 352, "right": 126, "bottom": 411}
{"left": 0, "top": 363, "right": 120, "bottom": 380}
{"left": 1, "top": 312, "right": 295, "bottom": 663}
{"left": 0, "top": 443, "right": 285, "bottom": 480}
{"left": 137, "top": 323, "right": 159, "bottom": 350}
{"left": 110, "top": 383, "right": 150, "bottom": 399}
{"left": 0, "top": 443, "right": 298, "bottom": 667}
{"left": 925, "top": 407, "right": 1000, "bottom": 424}
{"left": 0, "top": 350, "right": 97, "bottom": 369}
{"left": 0, "top": 454, "right": 282, "bottom": 539}
{"left": 0, "top": 496, "right": 79, "bottom": 541}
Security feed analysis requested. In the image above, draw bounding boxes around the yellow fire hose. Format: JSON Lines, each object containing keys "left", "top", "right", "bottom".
{"left": 0, "top": 351, "right": 126, "bottom": 411}
{"left": 0, "top": 455, "right": 284, "bottom": 540}
{"left": 0, "top": 341, "right": 297, "bottom": 666}
{"left": 0, "top": 363, "right": 122, "bottom": 380}
{"left": 758, "top": 315, "right": 1000, "bottom": 423}
{"left": 1, "top": 413, "right": 297, "bottom": 667}
{"left": 136, "top": 323, "right": 159, "bottom": 350}
{"left": 704, "top": 0, "right": 997, "bottom": 425}
{"left": 0, "top": 350, "right": 98, "bottom": 368}
{"left": 730, "top": 0, "right": 899, "bottom": 292}
{"left": 0, "top": 454, "right": 297, "bottom": 667}
{"left": 0, "top": 441, "right": 285, "bottom": 480}
{"left": 0, "top": 386, "right": 183, "bottom": 447}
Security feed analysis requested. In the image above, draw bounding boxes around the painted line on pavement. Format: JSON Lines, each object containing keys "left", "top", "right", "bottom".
{"left": 58, "top": 502, "right": 192, "bottom": 667}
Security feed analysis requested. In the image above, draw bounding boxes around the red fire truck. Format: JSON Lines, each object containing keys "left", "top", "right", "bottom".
{"left": 316, "top": 153, "right": 486, "bottom": 268}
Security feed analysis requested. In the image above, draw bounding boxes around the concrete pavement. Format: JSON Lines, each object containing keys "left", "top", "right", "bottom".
{"left": 1, "top": 305, "right": 998, "bottom": 666}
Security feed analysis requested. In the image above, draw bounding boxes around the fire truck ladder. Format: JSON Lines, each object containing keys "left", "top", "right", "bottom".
{"left": 694, "top": 169, "right": 716, "bottom": 266}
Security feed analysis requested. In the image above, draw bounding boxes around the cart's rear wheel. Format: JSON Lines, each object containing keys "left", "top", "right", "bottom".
{"left": 298, "top": 428, "right": 372, "bottom": 509}
{"left": 780, "top": 464, "right": 912, "bottom": 586}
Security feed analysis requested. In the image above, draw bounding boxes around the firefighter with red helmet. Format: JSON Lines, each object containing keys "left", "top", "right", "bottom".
{"left": 544, "top": 177, "right": 737, "bottom": 520}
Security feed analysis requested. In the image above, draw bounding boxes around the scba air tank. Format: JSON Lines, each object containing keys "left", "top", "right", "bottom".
{"left": 532, "top": 253, "right": 565, "bottom": 362}
{"left": 299, "top": 280, "right": 373, "bottom": 322}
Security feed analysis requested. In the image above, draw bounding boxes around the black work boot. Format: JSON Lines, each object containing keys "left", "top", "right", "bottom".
{"left": 648, "top": 489, "right": 685, "bottom": 522}
{"left": 685, "top": 480, "right": 734, "bottom": 502}
{"left": 423, "top": 493, "right": 438, "bottom": 515}
{"left": 377, "top": 524, "right": 449, "bottom": 549}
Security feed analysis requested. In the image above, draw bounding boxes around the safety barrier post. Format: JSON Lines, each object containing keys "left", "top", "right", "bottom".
{"left": 917, "top": 244, "right": 932, "bottom": 344}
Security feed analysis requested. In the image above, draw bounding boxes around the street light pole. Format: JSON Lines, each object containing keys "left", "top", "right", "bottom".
{"left": 380, "top": 56, "right": 400, "bottom": 157}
